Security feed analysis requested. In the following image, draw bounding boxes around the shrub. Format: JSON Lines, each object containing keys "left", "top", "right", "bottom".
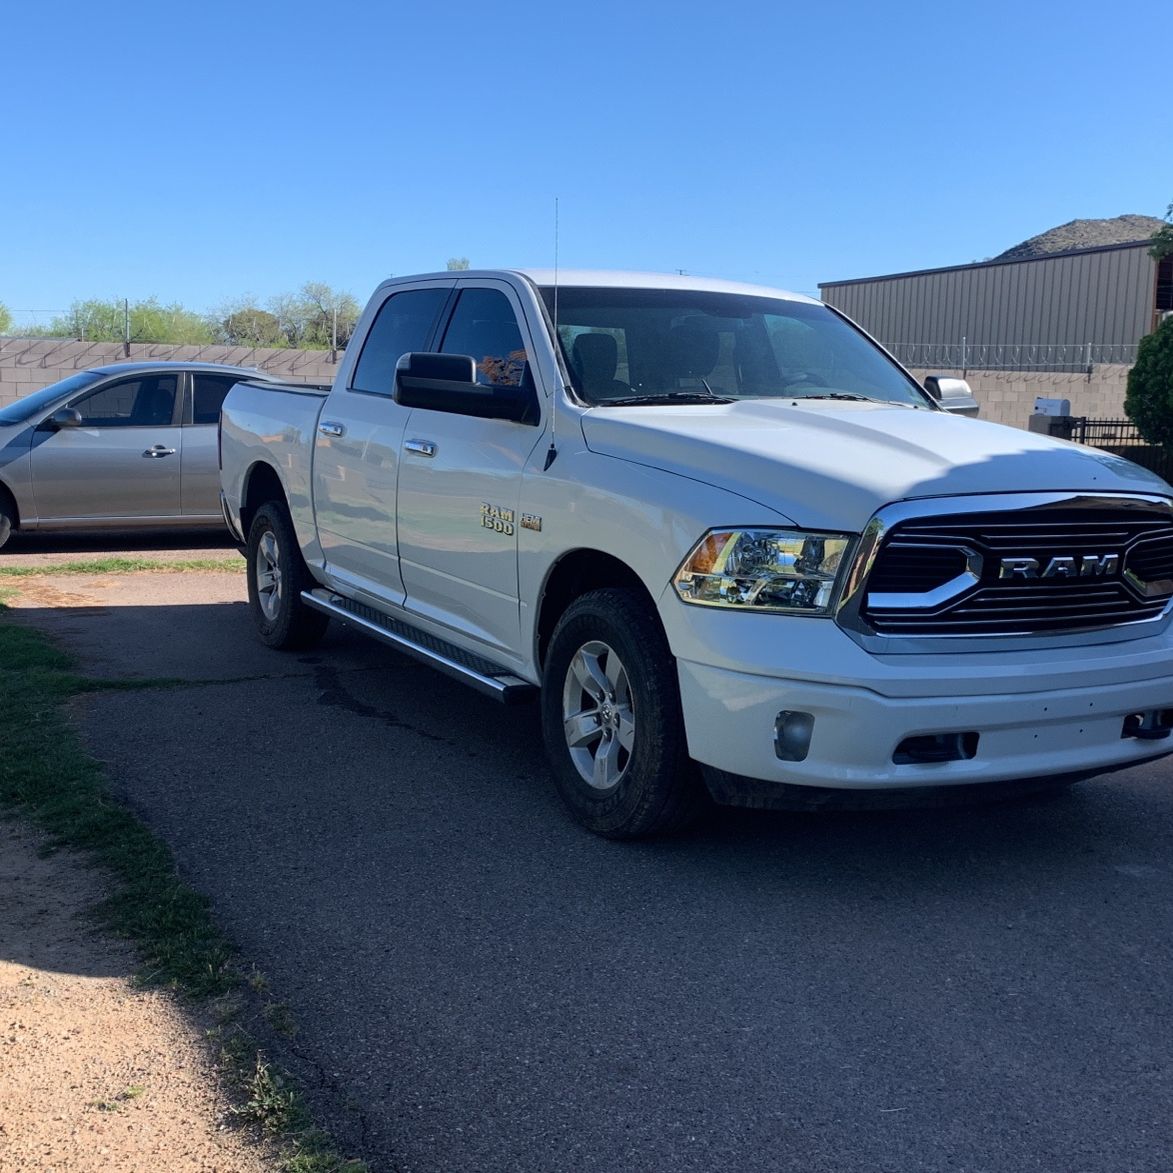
{"left": 1125, "top": 317, "right": 1173, "bottom": 446}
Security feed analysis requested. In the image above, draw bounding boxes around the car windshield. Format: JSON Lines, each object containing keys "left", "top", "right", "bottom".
{"left": 539, "top": 286, "right": 932, "bottom": 409}
{"left": 0, "top": 370, "right": 106, "bottom": 425}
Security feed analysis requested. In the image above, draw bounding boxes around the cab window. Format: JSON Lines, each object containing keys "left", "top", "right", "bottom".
{"left": 351, "top": 288, "right": 450, "bottom": 394}
{"left": 439, "top": 289, "right": 528, "bottom": 387}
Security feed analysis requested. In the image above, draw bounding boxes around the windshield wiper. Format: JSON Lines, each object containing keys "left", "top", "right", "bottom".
{"left": 600, "top": 391, "right": 736, "bottom": 407}
{"left": 789, "top": 392, "right": 884, "bottom": 403}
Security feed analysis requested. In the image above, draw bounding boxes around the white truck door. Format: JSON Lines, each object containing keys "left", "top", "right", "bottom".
{"left": 311, "top": 282, "right": 454, "bottom": 605}
{"left": 396, "top": 283, "right": 546, "bottom": 657}
{"left": 30, "top": 372, "right": 183, "bottom": 521}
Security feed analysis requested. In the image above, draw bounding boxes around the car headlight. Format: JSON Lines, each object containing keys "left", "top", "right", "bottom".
{"left": 672, "top": 528, "right": 856, "bottom": 614}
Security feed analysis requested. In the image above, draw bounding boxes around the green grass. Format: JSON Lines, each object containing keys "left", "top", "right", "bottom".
{"left": 0, "top": 556, "right": 243, "bottom": 577}
{"left": 0, "top": 603, "right": 366, "bottom": 1173}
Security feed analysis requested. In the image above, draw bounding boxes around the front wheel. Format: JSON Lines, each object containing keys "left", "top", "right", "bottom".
{"left": 541, "top": 588, "right": 705, "bottom": 838}
{"left": 245, "top": 501, "right": 329, "bottom": 649}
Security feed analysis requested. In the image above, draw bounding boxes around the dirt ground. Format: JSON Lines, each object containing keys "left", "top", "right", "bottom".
{"left": 0, "top": 821, "right": 275, "bottom": 1172}
{"left": 2, "top": 539, "right": 276, "bottom": 1172}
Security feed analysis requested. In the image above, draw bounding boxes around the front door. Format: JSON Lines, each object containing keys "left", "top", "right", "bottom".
{"left": 30, "top": 372, "right": 183, "bottom": 521}
{"left": 396, "top": 283, "right": 546, "bottom": 657}
{"left": 312, "top": 282, "right": 454, "bottom": 604}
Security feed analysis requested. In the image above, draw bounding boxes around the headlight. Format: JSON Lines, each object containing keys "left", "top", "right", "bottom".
{"left": 672, "top": 528, "right": 855, "bottom": 614}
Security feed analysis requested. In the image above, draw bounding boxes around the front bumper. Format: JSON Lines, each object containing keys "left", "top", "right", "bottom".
{"left": 677, "top": 658, "right": 1173, "bottom": 790}
{"left": 664, "top": 599, "right": 1173, "bottom": 791}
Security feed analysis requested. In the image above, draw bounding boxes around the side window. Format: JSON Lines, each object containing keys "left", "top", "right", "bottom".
{"left": 72, "top": 375, "right": 178, "bottom": 427}
{"left": 191, "top": 374, "right": 242, "bottom": 425}
{"left": 439, "top": 289, "right": 528, "bottom": 387}
{"left": 351, "top": 288, "right": 450, "bottom": 394}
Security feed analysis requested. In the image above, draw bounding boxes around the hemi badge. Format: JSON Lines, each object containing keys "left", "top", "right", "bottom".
{"left": 521, "top": 514, "right": 543, "bottom": 532}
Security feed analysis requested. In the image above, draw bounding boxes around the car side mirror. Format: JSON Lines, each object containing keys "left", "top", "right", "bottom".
{"left": 44, "top": 407, "right": 84, "bottom": 430}
{"left": 924, "top": 375, "right": 980, "bottom": 418}
{"left": 394, "top": 352, "right": 538, "bottom": 424}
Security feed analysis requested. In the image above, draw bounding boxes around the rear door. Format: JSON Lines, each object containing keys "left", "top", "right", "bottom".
{"left": 29, "top": 372, "right": 183, "bottom": 520}
{"left": 396, "top": 281, "right": 545, "bottom": 656}
{"left": 312, "top": 281, "right": 454, "bottom": 604}
{"left": 181, "top": 371, "right": 245, "bottom": 518}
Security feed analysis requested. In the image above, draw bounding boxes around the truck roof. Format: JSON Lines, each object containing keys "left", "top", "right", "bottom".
{"left": 387, "top": 269, "right": 818, "bottom": 304}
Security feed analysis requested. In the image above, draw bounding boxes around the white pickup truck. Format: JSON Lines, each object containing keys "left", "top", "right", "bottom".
{"left": 219, "top": 269, "right": 1173, "bottom": 837}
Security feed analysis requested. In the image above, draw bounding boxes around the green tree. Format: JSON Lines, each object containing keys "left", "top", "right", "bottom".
{"left": 295, "top": 282, "right": 361, "bottom": 349}
{"left": 446, "top": 257, "right": 470, "bottom": 271}
{"left": 221, "top": 306, "right": 284, "bottom": 346}
{"left": 44, "top": 298, "right": 213, "bottom": 344}
{"left": 0, "top": 302, "right": 11, "bottom": 334}
{"left": 1125, "top": 316, "right": 1173, "bottom": 445}
{"left": 1150, "top": 202, "right": 1173, "bottom": 262}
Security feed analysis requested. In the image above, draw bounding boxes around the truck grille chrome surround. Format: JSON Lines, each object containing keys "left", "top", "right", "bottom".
{"left": 836, "top": 493, "right": 1173, "bottom": 653}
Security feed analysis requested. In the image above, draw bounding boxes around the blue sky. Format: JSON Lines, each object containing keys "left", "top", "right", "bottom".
{"left": 2, "top": 0, "right": 1169, "bottom": 324}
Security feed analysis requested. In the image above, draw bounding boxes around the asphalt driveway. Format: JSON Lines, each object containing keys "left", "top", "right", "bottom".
{"left": 11, "top": 556, "right": 1173, "bottom": 1172}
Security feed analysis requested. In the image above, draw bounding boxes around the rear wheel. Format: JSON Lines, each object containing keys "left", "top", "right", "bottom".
{"left": 0, "top": 492, "right": 15, "bottom": 551}
{"left": 541, "top": 588, "right": 705, "bottom": 838}
{"left": 245, "top": 501, "right": 329, "bottom": 649}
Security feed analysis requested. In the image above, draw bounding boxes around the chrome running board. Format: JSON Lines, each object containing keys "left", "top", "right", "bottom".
{"left": 301, "top": 589, "right": 536, "bottom": 704}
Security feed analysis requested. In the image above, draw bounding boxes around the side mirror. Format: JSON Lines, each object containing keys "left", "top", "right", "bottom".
{"left": 44, "top": 407, "right": 84, "bottom": 430}
{"left": 394, "top": 352, "right": 538, "bottom": 424}
{"left": 924, "top": 375, "right": 980, "bottom": 418}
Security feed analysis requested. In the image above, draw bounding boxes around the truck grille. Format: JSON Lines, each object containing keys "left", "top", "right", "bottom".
{"left": 861, "top": 503, "right": 1173, "bottom": 636}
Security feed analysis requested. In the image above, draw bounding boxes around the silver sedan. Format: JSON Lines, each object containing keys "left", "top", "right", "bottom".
{"left": 0, "top": 362, "right": 278, "bottom": 549}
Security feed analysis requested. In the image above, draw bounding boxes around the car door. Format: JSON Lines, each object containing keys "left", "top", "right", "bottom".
{"left": 312, "top": 282, "right": 454, "bottom": 605}
{"left": 181, "top": 371, "right": 245, "bottom": 518}
{"left": 29, "top": 372, "right": 183, "bottom": 521}
{"left": 396, "top": 282, "right": 545, "bottom": 656}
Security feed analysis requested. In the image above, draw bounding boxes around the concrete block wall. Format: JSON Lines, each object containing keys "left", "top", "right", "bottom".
{"left": 1, "top": 340, "right": 1133, "bottom": 434}
{"left": 906, "top": 364, "right": 1130, "bottom": 430}
{"left": 0, "top": 338, "right": 341, "bottom": 407}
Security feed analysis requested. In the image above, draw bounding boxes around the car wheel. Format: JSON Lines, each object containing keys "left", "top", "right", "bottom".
{"left": 541, "top": 588, "right": 705, "bottom": 838}
{"left": 0, "top": 496, "right": 13, "bottom": 551}
{"left": 246, "top": 501, "right": 329, "bottom": 650}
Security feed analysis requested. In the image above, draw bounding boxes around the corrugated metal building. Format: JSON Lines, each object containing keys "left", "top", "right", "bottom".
{"left": 819, "top": 241, "right": 1172, "bottom": 371}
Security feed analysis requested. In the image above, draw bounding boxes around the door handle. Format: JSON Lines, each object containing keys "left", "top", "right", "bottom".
{"left": 318, "top": 421, "right": 346, "bottom": 438}
{"left": 142, "top": 446, "right": 177, "bottom": 458}
{"left": 404, "top": 439, "right": 437, "bottom": 458}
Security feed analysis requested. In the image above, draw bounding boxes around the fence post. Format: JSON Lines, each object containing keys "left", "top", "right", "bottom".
{"left": 961, "top": 335, "right": 967, "bottom": 377}
{"left": 1085, "top": 341, "right": 1092, "bottom": 382}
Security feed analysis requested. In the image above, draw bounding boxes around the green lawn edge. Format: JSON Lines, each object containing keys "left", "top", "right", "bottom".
{"left": 0, "top": 556, "right": 244, "bottom": 577}
{"left": 0, "top": 606, "right": 366, "bottom": 1173}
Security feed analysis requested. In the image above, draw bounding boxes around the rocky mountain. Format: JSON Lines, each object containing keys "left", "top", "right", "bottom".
{"left": 994, "top": 215, "right": 1166, "bottom": 261}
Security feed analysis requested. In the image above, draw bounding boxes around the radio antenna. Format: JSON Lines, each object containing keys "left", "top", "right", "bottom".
{"left": 543, "top": 195, "right": 560, "bottom": 471}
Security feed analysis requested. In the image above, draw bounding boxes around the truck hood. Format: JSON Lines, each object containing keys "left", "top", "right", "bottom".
{"left": 580, "top": 400, "right": 1170, "bottom": 531}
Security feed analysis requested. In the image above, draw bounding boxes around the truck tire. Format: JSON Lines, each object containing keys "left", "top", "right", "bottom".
{"left": 245, "top": 501, "right": 329, "bottom": 650}
{"left": 541, "top": 588, "right": 705, "bottom": 838}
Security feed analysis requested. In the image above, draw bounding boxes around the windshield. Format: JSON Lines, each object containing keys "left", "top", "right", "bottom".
{"left": 0, "top": 370, "right": 106, "bottom": 425}
{"left": 539, "top": 287, "right": 932, "bottom": 409}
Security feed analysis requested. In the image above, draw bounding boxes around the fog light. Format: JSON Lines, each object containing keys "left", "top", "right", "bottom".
{"left": 775, "top": 711, "right": 814, "bottom": 762}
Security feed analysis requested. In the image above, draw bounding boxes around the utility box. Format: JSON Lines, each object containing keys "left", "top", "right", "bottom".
{"left": 1034, "top": 396, "right": 1071, "bottom": 416}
